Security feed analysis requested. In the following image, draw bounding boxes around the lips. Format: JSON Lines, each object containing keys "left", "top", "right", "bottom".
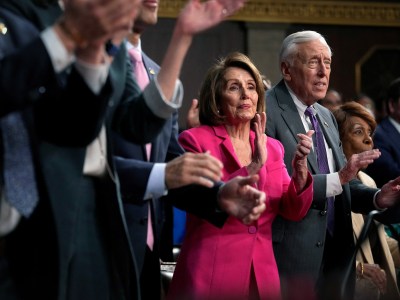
{"left": 143, "top": 0, "right": 158, "bottom": 8}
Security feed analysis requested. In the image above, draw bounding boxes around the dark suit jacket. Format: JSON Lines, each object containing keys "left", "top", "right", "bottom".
{"left": 266, "top": 80, "right": 383, "bottom": 300}
{"left": 113, "top": 51, "right": 183, "bottom": 279}
{"left": 0, "top": 2, "right": 231, "bottom": 300}
{"left": 366, "top": 117, "right": 400, "bottom": 188}
{"left": 0, "top": 4, "right": 126, "bottom": 297}
{"left": 0, "top": 2, "right": 165, "bottom": 300}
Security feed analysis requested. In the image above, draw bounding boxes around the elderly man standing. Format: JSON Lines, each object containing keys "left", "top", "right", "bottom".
{"left": 266, "top": 30, "right": 400, "bottom": 300}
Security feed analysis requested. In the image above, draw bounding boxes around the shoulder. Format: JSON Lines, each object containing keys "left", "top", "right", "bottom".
{"left": 179, "top": 125, "right": 214, "bottom": 140}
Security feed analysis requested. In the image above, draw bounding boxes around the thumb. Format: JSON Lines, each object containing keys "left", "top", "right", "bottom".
{"left": 306, "top": 129, "right": 315, "bottom": 138}
{"left": 238, "top": 174, "right": 260, "bottom": 187}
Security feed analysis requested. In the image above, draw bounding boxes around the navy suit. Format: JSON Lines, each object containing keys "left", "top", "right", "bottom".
{"left": 0, "top": 2, "right": 167, "bottom": 299}
{"left": 0, "top": 2, "right": 233, "bottom": 299}
{"left": 113, "top": 50, "right": 184, "bottom": 299}
{"left": 366, "top": 117, "right": 400, "bottom": 188}
{"left": 266, "top": 80, "right": 400, "bottom": 300}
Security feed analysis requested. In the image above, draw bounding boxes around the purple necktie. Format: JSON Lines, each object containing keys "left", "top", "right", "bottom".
{"left": 305, "top": 107, "right": 335, "bottom": 236}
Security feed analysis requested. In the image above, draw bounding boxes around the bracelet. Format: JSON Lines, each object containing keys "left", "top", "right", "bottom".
{"left": 360, "top": 262, "right": 364, "bottom": 278}
{"left": 58, "top": 18, "right": 87, "bottom": 48}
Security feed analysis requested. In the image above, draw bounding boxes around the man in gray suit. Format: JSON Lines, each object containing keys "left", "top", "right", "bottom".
{"left": 265, "top": 30, "right": 400, "bottom": 300}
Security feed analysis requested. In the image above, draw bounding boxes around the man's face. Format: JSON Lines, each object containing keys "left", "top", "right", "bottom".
{"left": 283, "top": 40, "right": 331, "bottom": 106}
{"left": 389, "top": 97, "right": 400, "bottom": 123}
{"left": 134, "top": 0, "right": 159, "bottom": 30}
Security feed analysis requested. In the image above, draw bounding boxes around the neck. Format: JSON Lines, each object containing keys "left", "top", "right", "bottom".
{"left": 225, "top": 122, "right": 251, "bottom": 141}
{"left": 128, "top": 31, "right": 142, "bottom": 47}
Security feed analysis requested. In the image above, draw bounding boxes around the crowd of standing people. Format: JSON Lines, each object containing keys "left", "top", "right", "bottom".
{"left": 1, "top": 1, "right": 400, "bottom": 300}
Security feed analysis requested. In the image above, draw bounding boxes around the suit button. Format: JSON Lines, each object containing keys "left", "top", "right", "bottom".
{"left": 108, "top": 100, "right": 114, "bottom": 107}
{"left": 140, "top": 217, "right": 148, "bottom": 225}
{"left": 316, "top": 241, "right": 324, "bottom": 247}
{"left": 248, "top": 226, "right": 257, "bottom": 234}
{"left": 320, "top": 210, "right": 327, "bottom": 216}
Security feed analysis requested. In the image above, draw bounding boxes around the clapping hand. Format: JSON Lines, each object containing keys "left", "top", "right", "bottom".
{"left": 338, "top": 149, "right": 381, "bottom": 184}
{"left": 217, "top": 175, "right": 266, "bottom": 225}
{"left": 247, "top": 112, "right": 267, "bottom": 175}
{"left": 292, "top": 130, "right": 314, "bottom": 191}
{"left": 176, "top": 0, "right": 247, "bottom": 36}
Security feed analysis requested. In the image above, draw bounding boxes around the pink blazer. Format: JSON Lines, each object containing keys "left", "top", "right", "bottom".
{"left": 167, "top": 125, "right": 313, "bottom": 300}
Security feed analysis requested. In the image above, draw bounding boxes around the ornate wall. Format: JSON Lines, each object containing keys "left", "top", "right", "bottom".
{"left": 144, "top": 1, "right": 400, "bottom": 128}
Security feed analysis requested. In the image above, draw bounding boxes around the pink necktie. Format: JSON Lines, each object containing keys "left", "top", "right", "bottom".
{"left": 128, "top": 47, "right": 154, "bottom": 250}
{"left": 128, "top": 48, "right": 150, "bottom": 90}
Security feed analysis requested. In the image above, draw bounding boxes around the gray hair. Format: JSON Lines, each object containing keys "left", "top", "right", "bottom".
{"left": 279, "top": 30, "right": 332, "bottom": 66}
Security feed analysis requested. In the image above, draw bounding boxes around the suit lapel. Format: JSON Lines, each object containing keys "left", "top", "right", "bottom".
{"left": 275, "top": 82, "right": 319, "bottom": 173}
{"left": 213, "top": 125, "right": 242, "bottom": 169}
{"left": 142, "top": 52, "right": 159, "bottom": 82}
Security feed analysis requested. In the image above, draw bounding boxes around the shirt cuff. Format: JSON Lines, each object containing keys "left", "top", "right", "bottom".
{"left": 144, "top": 76, "right": 183, "bottom": 119}
{"left": 373, "top": 190, "right": 387, "bottom": 211}
{"left": 143, "top": 163, "right": 168, "bottom": 200}
{"left": 326, "top": 172, "right": 343, "bottom": 197}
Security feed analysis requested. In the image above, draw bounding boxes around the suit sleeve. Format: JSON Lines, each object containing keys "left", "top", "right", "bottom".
{"left": 164, "top": 183, "right": 228, "bottom": 228}
{"left": 0, "top": 9, "right": 111, "bottom": 147}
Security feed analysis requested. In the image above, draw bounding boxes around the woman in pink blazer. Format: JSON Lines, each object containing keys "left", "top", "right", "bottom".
{"left": 167, "top": 52, "right": 314, "bottom": 300}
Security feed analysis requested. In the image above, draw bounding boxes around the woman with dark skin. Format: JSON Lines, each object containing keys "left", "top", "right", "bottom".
{"left": 333, "top": 101, "right": 400, "bottom": 300}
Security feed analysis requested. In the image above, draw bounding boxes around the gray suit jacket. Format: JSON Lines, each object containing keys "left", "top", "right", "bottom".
{"left": 266, "top": 80, "right": 381, "bottom": 300}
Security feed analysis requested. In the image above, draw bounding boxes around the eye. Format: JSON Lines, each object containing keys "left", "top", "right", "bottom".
{"left": 308, "top": 59, "right": 318, "bottom": 69}
{"left": 324, "top": 60, "right": 331, "bottom": 69}
{"left": 228, "top": 84, "right": 240, "bottom": 92}
{"left": 248, "top": 83, "right": 256, "bottom": 90}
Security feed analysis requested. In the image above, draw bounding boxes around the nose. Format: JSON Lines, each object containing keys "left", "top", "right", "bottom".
{"left": 240, "top": 87, "right": 250, "bottom": 99}
{"left": 364, "top": 135, "right": 373, "bottom": 145}
{"left": 317, "top": 62, "right": 328, "bottom": 76}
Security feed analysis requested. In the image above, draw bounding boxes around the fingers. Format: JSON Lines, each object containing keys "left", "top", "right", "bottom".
{"left": 186, "top": 98, "right": 200, "bottom": 128}
{"left": 242, "top": 202, "right": 266, "bottom": 225}
{"left": 306, "top": 129, "right": 314, "bottom": 138}
{"left": 295, "top": 132, "right": 313, "bottom": 158}
{"left": 363, "top": 264, "right": 387, "bottom": 294}
{"left": 165, "top": 152, "right": 223, "bottom": 189}
{"left": 237, "top": 174, "right": 260, "bottom": 188}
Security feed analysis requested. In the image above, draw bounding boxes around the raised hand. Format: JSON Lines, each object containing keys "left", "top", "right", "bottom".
{"left": 165, "top": 152, "right": 223, "bottom": 189}
{"left": 375, "top": 176, "right": 400, "bottom": 209}
{"left": 339, "top": 149, "right": 381, "bottom": 184}
{"left": 186, "top": 98, "right": 200, "bottom": 129}
{"left": 217, "top": 175, "right": 266, "bottom": 225}
{"left": 248, "top": 112, "right": 267, "bottom": 175}
{"left": 176, "top": 0, "right": 247, "bottom": 36}
{"left": 55, "top": 0, "right": 138, "bottom": 63}
{"left": 292, "top": 130, "right": 314, "bottom": 191}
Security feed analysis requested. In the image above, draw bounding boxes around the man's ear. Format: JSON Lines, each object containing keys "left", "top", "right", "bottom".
{"left": 281, "top": 61, "right": 291, "bottom": 82}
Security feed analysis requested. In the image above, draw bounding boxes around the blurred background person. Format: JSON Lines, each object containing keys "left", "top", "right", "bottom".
{"left": 319, "top": 88, "right": 343, "bottom": 112}
{"left": 353, "top": 92, "right": 376, "bottom": 119}
{"left": 366, "top": 78, "right": 400, "bottom": 188}
{"left": 333, "top": 101, "right": 400, "bottom": 300}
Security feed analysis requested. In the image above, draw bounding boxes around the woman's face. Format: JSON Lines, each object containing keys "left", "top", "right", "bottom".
{"left": 219, "top": 67, "right": 258, "bottom": 125}
{"left": 342, "top": 116, "right": 373, "bottom": 159}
